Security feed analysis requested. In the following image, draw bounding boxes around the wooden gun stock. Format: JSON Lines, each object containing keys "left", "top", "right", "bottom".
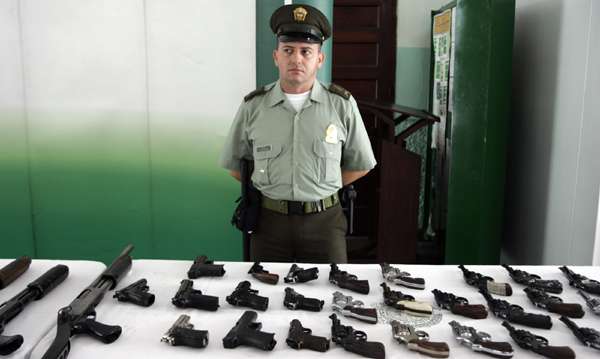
{"left": 0, "top": 256, "right": 31, "bottom": 289}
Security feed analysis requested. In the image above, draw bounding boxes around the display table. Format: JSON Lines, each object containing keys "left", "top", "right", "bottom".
{"left": 28, "top": 261, "right": 600, "bottom": 358}
{"left": 0, "top": 259, "right": 106, "bottom": 359}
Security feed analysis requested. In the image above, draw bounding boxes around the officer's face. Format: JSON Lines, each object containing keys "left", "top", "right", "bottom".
{"left": 274, "top": 41, "right": 324, "bottom": 94}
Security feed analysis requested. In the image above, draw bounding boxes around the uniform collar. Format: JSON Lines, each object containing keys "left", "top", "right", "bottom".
{"left": 269, "top": 79, "right": 326, "bottom": 108}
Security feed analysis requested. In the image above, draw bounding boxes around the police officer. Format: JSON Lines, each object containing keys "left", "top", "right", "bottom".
{"left": 219, "top": 4, "right": 376, "bottom": 263}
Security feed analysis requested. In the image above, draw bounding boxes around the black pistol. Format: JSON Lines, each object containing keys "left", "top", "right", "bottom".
{"left": 381, "top": 282, "right": 433, "bottom": 317}
{"left": 524, "top": 287, "right": 584, "bottom": 318}
{"left": 329, "top": 313, "right": 385, "bottom": 359}
{"left": 459, "top": 265, "right": 512, "bottom": 296}
{"left": 329, "top": 263, "right": 370, "bottom": 294}
{"left": 187, "top": 255, "right": 225, "bottom": 278}
{"left": 40, "top": 245, "right": 134, "bottom": 359}
{"left": 161, "top": 314, "right": 209, "bottom": 348}
{"left": 172, "top": 279, "right": 219, "bottom": 311}
{"left": 113, "top": 278, "right": 155, "bottom": 307}
{"left": 226, "top": 280, "right": 269, "bottom": 311}
{"left": 0, "top": 265, "right": 69, "bottom": 356}
{"left": 480, "top": 289, "right": 552, "bottom": 329}
{"left": 286, "top": 319, "right": 330, "bottom": 352}
{"left": 283, "top": 287, "right": 324, "bottom": 312}
{"left": 248, "top": 262, "right": 279, "bottom": 285}
{"left": 284, "top": 264, "right": 319, "bottom": 283}
{"left": 502, "top": 263, "right": 563, "bottom": 293}
{"left": 559, "top": 265, "right": 600, "bottom": 295}
{"left": 559, "top": 315, "right": 600, "bottom": 350}
{"left": 431, "top": 289, "right": 488, "bottom": 319}
{"left": 502, "top": 320, "right": 575, "bottom": 359}
{"left": 222, "top": 311, "right": 276, "bottom": 350}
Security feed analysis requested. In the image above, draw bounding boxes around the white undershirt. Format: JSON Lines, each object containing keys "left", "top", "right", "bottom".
{"left": 284, "top": 90, "right": 311, "bottom": 112}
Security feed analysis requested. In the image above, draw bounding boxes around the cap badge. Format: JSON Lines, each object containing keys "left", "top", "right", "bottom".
{"left": 293, "top": 7, "right": 308, "bottom": 21}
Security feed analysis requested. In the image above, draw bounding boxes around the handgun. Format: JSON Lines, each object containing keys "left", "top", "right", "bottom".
{"left": 431, "top": 289, "right": 488, "bottom": 319}
{"left": 222, "top": 311, "right": 276, "bottom": 350}
{"left": 286, "top": 319, "right": 330, "bottom": 352}
{"left": 502, "top": 320, "right": 575, "bottom": 359}
{"left": 113, "top": 278, "right": 155, "bottom": 307}
{"left": 332, "top": 291, "right": 378, "bottom": 324}
{"left": 161, "top": 315, "right": 209, "bottom": 348}
{"left": 284, "top": 264, "right": 319, "bottom": 283}
{"left": 187, "top": 255, "right": 225, "bottom": 279}
{"left": 226, "top": 280, "right": 269, "bottom": 311}
{"left": 391, "top": 320, "right": 449, "bottom": 358}
{"left": 559, "top": 315, "right": 600, "bottom": 350}
{"left": 577, "top": 289, "right": 600, "bottom": 315}
{"left": 329, "top": 313, "right": 385, "bottom": 359}
{"left": 248, "top": 262, "right": 279, "bottom": 285}
{"left": 381, "top": 282, "right": 433, "bottom": 318}
{"left": 459, "top": 265, "right": 513, "bottom": 296}
{"left": 172, "top": 279, "right": 219, "bottom": 311}
{"left": 283, "top": 287, "right": 324, "bottom": 312}
{"left": 329, "top": 263, "right": 370, "bottom": 294}
{"left": 380, "top": 262, "right": 425, "bottom": 289}
{"left": 480, "top": 289, "right": 552, "bottom": 329}
{"left": 501, "top": 263, "right": 562, "bottom": 294}
{"left": 559, "top": 265, "right": 600, "bottom": 295}
{"left": 524, "top": 287, "right": 584, "bottom": 318}
{"left": 449, "top": 320, "right": 514, "bottom": 358}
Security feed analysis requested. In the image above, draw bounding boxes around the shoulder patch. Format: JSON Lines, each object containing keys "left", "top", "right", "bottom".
{"left": 328, "top": 83, "right": 351, "bottom": 100}
{"left": 244, "top": 87, "right": 266, "bottom": 102}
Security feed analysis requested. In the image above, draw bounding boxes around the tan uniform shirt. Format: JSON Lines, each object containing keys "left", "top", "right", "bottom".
{"left": 219, "top": 79, "right": 376, "bottom": 202}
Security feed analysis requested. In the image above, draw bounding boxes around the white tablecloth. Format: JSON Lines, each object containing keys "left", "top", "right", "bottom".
{"left": 0, "top": 259, "right": 106, "bottom": 359}
{"left": 29, "top": 260, "right": 600, "bottom": 358}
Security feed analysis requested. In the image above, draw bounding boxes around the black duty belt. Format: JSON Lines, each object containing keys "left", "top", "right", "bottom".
{"left": 260, "top": 193, "right": 338, "bottom": 215}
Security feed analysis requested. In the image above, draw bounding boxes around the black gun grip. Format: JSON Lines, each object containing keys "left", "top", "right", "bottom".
{"left": 0, "top": 334, "right": 24, "bottom": 355}
{"left": 343, "top": 339, "right": 385, "bottom": 359}
{"left": 170, "top": 327, "right": 209, "bottom": 348}
{"left": 508, "top": 309, "right": 552, "bottom": 329}
{"left": 72, "top": 318, "right": 122, "bottom": 344}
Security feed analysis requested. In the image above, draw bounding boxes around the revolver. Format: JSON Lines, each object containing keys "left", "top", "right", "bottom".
{"left": 381, "top": 282, "right": 433, "bottom": 318}
{"left": 380, "top": 262, "right": 425, "bottom": 290}
{"left": 559, "top": 265, "right": 600, "bottom": 295}
{"left": 329, "top": 263, "right": 370, "bottom": 294}
{"left": 459, "top": 265, "right": 512, "bottom": 296}
{"left": 187, "top": 255, "right": 225, "bottom": 279}
{"left": 578, "top": 289, "right": 600, "bottom": 315}
{"left": 479, "top": 289, "right": 552, "bottom": 329}
{"left": 161, "top": 315, "right": 209, "bottom": 348}
{"left": 501, "top": 263, "right": 562, "bottom": 294}
{"left": 222, "top": 311, "right": 276, "bottom": 350}
{"left": 248, "top": 262, "right": 279, "bottom": 285}
{"left": 113, "top": 278, "right": 155, "bottom": 307}
{"left": 391, "top": 320, "right": 450, "bottom": 358}
{"left": 502, "top": 320, "right": 575, "bottom": 359}
{"left": 431, "top": 289, "right": 487, "bottom": 319}
{"left": 332, "top": 291, "right": 377, "bottom": 324}
{"left": 329, "top": 313, "right": 385, "bottom": 359}
{"left": 286, "top": 319, "right": 330, "bottom": 352}
{"left": 284, "top": 264, "right": 319, "bottom": 283}
{"left": 172, "top": 279, "right": 219, "bottom": 311}
{"left": 449, "top": 320, "right": 514, "bottom": 357}
{"left": 226, "top": 280, "right": 269, "bottom": 311}
{"left": 283, "top": 287, "right": 324, "bottom": 312}
{"left": 524, "top": 287, "right": 584, "bottom": 318}
{"left": 559, "top": 315, "right": 600, "bottom": 350}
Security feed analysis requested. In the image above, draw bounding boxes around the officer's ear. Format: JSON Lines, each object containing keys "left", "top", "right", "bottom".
{"left": 316, "top": 51, "right": 325, "bottom": 69}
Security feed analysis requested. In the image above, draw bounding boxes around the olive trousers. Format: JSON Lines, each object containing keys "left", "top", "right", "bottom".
{"left": 249, "top": 204, "right": 348, "bottom": 263}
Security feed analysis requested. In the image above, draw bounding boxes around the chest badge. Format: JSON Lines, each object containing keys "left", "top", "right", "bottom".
{"left": 325, "top": 124, "right": 338, "bottom": 144}
{"left": 260, "top": 168, "right": 266, "bottom": 175}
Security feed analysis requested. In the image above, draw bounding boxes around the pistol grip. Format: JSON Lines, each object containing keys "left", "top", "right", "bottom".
{"left": 473, "top": 339, "right": 513, "bottom": 358}
{"left": 397, "top": 301, "right": 433, "bottom": 318}
{"left": 508, "top": 310, "right": 552, "bottom": 329}
{"left": 72, "top": 318, "right": 122, "bottom": 344}
{"left": 170, "top": 327, "right": 209, "bottom": 348}
{"left": 535, "top": 345, "right": 575, "bottom": 359}
{"left": 547, "top": 301, "right": 585, "bottom": 318}
{"left": 344, "top": 339, "right": 385, "bottom": 359}
{"left": 451, "top": 303, "right": 488, "bottom": 319}
{"left": 342, "top": 307, "right": 378, "bottom": 324}
{"left": 0, "top": 334, "right": 24, "bottom": 356}
{"left": 407, "top": 339, "right": 450, "bottom": 358}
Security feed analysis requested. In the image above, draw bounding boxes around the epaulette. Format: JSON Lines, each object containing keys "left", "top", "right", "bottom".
{"left": 327, "top": 83, "right": 351, "bottom": 100}
{"left": 244, "top": 87, "right": 266, "bottom": 102}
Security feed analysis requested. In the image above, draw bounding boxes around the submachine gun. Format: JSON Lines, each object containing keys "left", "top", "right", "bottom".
{"left": 0, "top": 265, "right": 69, "bottom": 355}
{"left": 40, "top": 244, "right": 134, "bottom": 359}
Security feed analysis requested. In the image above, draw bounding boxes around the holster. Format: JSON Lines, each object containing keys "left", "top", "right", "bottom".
{"left": 231, "top": 184, "right": 260, "bottom": 234}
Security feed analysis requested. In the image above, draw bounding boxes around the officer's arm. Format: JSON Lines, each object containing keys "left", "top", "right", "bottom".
{"left": 342, "top": 168, "right": 370, "bottom": 186}
{"left": 230, "top": 170, "right": 242, "bottom": 182}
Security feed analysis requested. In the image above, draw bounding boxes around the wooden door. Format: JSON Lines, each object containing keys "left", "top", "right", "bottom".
{"left": 332, "top": 0, "right": 397, "bottom": 257}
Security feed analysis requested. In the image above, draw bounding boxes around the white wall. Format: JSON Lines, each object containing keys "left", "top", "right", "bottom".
{"left": 502, "top": 0, "right": 600, "bottom": 265}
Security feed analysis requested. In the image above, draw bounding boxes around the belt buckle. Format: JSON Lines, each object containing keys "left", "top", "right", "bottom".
{"left": 289, "top": 201, "right": 304, "bottom": 215}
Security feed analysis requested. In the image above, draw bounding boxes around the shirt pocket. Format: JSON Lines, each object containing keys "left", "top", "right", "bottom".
{"left": 313, "top": 140, "right": 342, "bottom": 184}
{"left": 253, "top": 141, "right": 282, "bottom": 185}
